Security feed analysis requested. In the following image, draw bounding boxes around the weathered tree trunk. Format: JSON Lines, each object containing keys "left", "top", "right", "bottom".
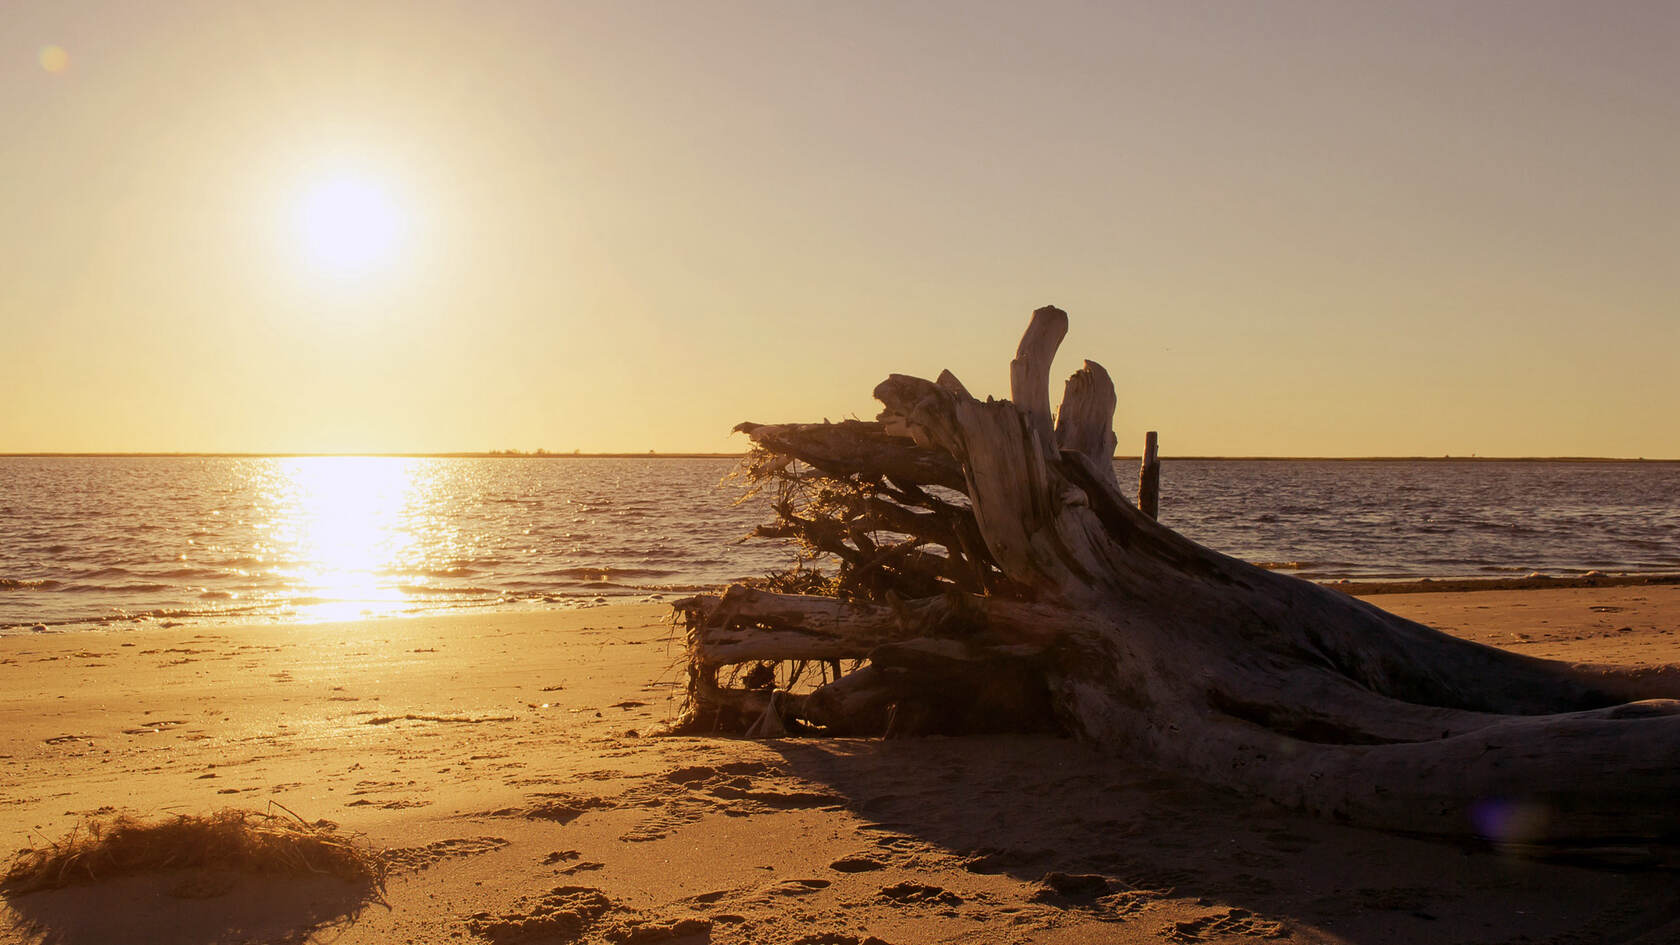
{"left": 673, "top": 306, "right": 1680, "bottom": 851}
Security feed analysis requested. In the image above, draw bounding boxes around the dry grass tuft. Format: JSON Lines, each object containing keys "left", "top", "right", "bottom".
{"left": 1, "top": 805, "right": 386, "bottom": 897}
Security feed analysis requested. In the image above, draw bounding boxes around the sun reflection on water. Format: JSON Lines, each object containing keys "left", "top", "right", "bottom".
{"left": 261, "top": 457, "right": 453, "bottom": 622}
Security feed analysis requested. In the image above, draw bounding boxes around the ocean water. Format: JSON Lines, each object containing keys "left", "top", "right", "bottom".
{"left": 2, "top": 456, "right": 1677, "bottom": 631}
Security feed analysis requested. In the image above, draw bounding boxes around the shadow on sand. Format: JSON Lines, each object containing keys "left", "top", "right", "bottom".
{"left": 2, "top": 871, "right": 380, "bottom": 945}
{"left": 758, "top": 733, "right": 1680, "bottom": 945}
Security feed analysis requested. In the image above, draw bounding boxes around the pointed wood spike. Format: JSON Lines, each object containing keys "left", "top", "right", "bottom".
{"left": 1010, "top": 306, "right": 1069, "bottom": 450}
{"left": 1055, "top": 359, "right": 1120, "bottom": 491}
{"left": 935, "top": 370, "right": 971, "bottom": 397}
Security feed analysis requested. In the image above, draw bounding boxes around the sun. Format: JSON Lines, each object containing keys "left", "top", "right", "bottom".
{"left": 291, "top": 174, "right": 407, "bottom": 277}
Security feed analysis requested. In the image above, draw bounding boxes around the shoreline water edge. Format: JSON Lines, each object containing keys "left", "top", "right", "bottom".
{"left": 5, "top": 570, "right": 1680, "bottom": 638}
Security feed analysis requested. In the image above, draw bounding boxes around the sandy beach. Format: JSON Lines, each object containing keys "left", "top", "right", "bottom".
{"left": 9, "top": 0, "right": 1674, "bottom": 939}
{"left": 4, "top": 584, "right": 1679, "bottom": 945}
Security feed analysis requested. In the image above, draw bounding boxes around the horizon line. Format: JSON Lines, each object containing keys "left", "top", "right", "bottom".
{"left": 2, "top": 452, "right": 1675, "bottom": 463}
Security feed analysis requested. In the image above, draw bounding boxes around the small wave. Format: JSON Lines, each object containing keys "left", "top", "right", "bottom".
{"left": 667, "top": 581, "right": 737, "bottom": 592}
{"left": 503, "top": 578, "right": 640, "bottom": 592}
{"left": 0, "top": 577, "right": 60, "bottom": 590}
{"left": 1, "top": 601, "right": 281, "bottom": 634}
{"left": 153, "top": 567, "right": 221, "bottom": 579}
{"left": 208, "top": 556, "right": 271, "bottom": 569}
{"left": 375, "top": 566, "right": 484, "bottom": 579}
{"left": 418, "top": 566, "right": 483, "bottom": 578}
{"left": 1253, "top": 561, "right": 1314, "bottom": 571}
{"left": 392, "top": 584, "right": 502, "bottom": 597}
{"left": 541, "top": 566, "right": 680, "bottom": 580}
{"left": 55, "top": 581, "right": 179, "bottom": 594}
{"left": 77, "top": 566, "right": 137, "bottom": 579}
{"left": 112, "top": 581, "right": 190, "bottom": 593}
{"left": 629, "top": 548, "right": 692, "bottom": 561}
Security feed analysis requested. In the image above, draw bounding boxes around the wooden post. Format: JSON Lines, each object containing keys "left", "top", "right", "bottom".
{"left": 1137, "top": 431, "right": 1160, "bottom": 519}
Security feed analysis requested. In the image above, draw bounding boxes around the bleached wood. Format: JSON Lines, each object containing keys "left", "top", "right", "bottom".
{"left": 675, "top": 307, "right": 1680, "bottom": 849}
{"left": 1055, "top": 360, "right": 1120, "bottom": 492}
{"left": 734, "top": 420, "right": 963, "bottom": 491}
{"left": 1009, "top": 306, "right": 1068, "bottom": 451}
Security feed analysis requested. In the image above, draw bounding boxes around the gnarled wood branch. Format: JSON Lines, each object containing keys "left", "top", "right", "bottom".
{"left": 672, "top": 305, "right": 1680, "bottom": 853}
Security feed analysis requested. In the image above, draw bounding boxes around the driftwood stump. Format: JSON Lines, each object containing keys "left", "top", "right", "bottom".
{"left": 672, "top": 306, "right": 1680, "bottom": 851}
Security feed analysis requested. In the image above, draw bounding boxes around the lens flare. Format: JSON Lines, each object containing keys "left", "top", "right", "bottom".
{"left": 39, "top": 45, "right": 70, "bottom": 74}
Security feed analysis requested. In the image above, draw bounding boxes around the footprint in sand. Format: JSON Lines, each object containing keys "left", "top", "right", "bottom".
{"left": 1034, "top": 872, "right": 1111, "bottom": 899}
{"left": 829, "top": 855, "right": 887, "bottom": 873}
{"left": 878, "top": 881, "right": 963, "bottom": 907}
{"left": 600, "top": 763, "right": 845, "bottom": 843}
{"left": 346, "top": 798, "right": 432, "bottom": 809}
{"left": 122, "top": 718, "right": 187, "bottom": 734}
{"left": 523, "top": 793, "right": 617, "bottom": 824}
{"left": 1160, "top": 907, "right": 1290, "bottom": 942}
{"left": 364, "top": 713, "right": 516, "bottom": 725}
{"left": 465, "top": 885, "right": 616, "bottom": 941}
{"left": 464, "top": 886, "right": 711, "bottom": 944}
{"left": 350, "top": 779, "right": 414, "bottom": 793}
{"left": 383, "top": 836, "right": 511, "bottom": 873}
{"left": 764, "top": 878, "right": 832, "bottom": 897}
{"left": 961, "top": 847, "right": 1055, "bottom": 874}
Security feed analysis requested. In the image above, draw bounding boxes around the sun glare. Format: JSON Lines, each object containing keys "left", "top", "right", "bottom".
{"left": 291, "top": 174, "right": 407, "bottom": 277}
{"left": 265, "top": 457, "right": 438, "bottom": 622}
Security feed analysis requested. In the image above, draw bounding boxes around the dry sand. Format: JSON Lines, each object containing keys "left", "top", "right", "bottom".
{"left": 3, "top": 584, "right": 1679, "bottom": 945}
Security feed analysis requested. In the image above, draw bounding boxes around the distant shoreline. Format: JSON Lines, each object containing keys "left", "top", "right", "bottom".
{"left": 1328, "top": 572, "right": 1680, "bottom": 596}
{"left": 3, "top": 452, "right": 1676, "bottom": 462}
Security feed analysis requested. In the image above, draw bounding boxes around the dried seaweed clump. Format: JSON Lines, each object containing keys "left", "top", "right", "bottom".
{"left": 1, "top": 807, "right": 387, "bottom": 897}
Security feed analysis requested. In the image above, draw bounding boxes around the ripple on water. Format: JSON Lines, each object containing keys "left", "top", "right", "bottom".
{"left": 3, "top": 456, "right": 1678, "bottom": 630}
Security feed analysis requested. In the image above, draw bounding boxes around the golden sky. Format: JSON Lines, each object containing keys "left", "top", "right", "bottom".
{"left": 3, "top": 1, "right": 1676, "bottom": 457}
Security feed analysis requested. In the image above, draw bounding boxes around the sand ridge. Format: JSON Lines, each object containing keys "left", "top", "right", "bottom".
{"left": 3, "top": 588, "right": 1679, "bottom": 944}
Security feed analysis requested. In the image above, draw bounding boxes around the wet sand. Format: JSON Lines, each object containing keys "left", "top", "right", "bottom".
{"left": 3, "top": 584, "right": 1679, "bottom": 944}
